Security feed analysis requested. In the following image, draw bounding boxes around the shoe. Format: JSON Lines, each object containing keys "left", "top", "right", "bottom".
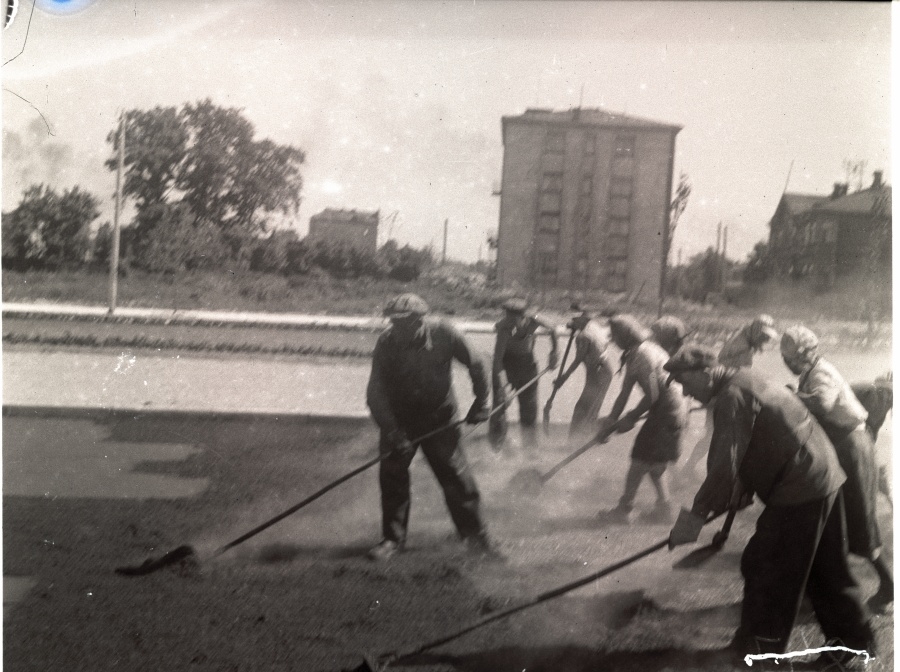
{"left": 367, "top": 539, "right": 402, "bottom": 562}
{"left": 464, "top": 534, "right": 505, "bottom": 561}
{"left": 639, "top": 503, "right": 675, "bottom": 525}
{"left": 597, "top": 506, "right": 632, "bottom": 525}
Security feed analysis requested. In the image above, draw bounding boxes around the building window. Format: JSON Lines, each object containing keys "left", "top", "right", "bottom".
{"left": 612, "top": 155, "right": 635, "bottom": 177}
{"left": 545, "top": 130, "right": 566, "bottom": 154}
{"left": 542, "top": 172, "right": 563, "bottom": 192}
{"left": 539, "top": 214, "right": 561, "bottom": 232}
{"left": 609, "top": 177, "right": 633, "bottom": 197}
{"left": 609, "top": 196, "right": 631, "bottom": 219}
{"left": 584, "top": 134, "right": 596, "bottom": 155}
{"left": 609, "top": 217, "right": 630, "bottom": 237}
{"left": 540, "top": 192, "right": 562, "bottom": 213}
{"left": 614, "top": 135, "right": 635, "bottom": 157}
{"left": 608, "top": 260, "right": 627, "bottom": 292}
{"left": 607, "top": 234, "right": 629, "bottom": 259}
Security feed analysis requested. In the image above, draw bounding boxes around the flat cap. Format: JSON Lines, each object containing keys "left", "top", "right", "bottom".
{"left": 663, "top": 344, "right": 718, "bottom": 374}
{"left": 383, "top": 293, "right": 429, "bottom": 318}
{"left": 502, "top": 297, "right": 529, "bottom": 314}
{"left": 651, "top": 316, "right": 689, "bottom": 348}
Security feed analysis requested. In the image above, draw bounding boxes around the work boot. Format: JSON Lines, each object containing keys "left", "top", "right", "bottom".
{"left": 640, "top": 502, "right": 675, "bottom": 525}
{"left": 367, "top": 539, "right": 402, "bottom": 562}
{"left": 464, "top": 533, "right": 505, "bottom": 562}
{"left": 597, "top": 506, "right": 632, "bottom": 525}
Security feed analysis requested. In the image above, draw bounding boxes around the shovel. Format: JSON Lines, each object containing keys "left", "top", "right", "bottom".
{"left": 350, "top": 511, "right": 728, "bottom": 672}
{"left": 542, "top": 327, "right": 576, "bottom": 435}
{"left": 115, "top": 378, "right": 550, "bottom": 576}
{"left": 672, "top": 507, "right": 737, "bottom": 570}
{"left": 508, "top": 413, "right": 648, "bottom": 496}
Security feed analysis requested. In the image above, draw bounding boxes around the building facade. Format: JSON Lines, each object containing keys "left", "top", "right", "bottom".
{"left": 768, "top": 171, "right": 891, "bottom": 284}
{"left": 496, "top": 108, "right": 680, "bottom": 296}
{"left": 307, "top": 209, "right": 379, "bottom": 254}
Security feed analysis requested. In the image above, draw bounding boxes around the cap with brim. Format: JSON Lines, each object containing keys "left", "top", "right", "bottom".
{"left": 384, "top": 293, "right": 429, "bottom": 318}
{"left": 780, "top": 325, "right": 818, "bottom": 360}
{"left": 502, "top": 297, "right": 529, "bottom": 314}
{"left": 663, "top": 344, "right": 718, "bottom": 374}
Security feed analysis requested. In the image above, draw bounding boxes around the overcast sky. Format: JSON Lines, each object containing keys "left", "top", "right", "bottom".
{"left": 2, "top": 0, "right": 892, "bottom": 264}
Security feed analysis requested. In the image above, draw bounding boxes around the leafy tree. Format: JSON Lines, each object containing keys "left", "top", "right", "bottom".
{"left": 2, "top": 184, "right": 100, "bottom": 269}
{"left": 132, "top": 202, "right": 231, "bottom": 273}
{"left": 743, "top": 241, "right": 774, "bottom": 284}
{"left": 666, "top": 173, "right": 692, "bottom": 266}
{"left": 106, "top": 99, "right": 305, "bottom": 267}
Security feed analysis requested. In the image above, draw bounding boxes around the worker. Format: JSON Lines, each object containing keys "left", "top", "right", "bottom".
{"left": 552, "top": 306, "right": 614, "bottom": 439}
{"left": 650, "top": 314, "right": 690, "bottom": 357}
{"left": 781, "top": 326, "right": 893, "bottom": 612}
{"left": 665, "top": 344, "right": 875, "bottom": 665}
{"left": 852, "top": 371, "right": 893, "bottom": 443}
{"left": 489, "top": 297, "right": 558, "bottom": 452}
{"left": 366, "top": 293, "right": 498, "bottom": 561}
{"left": 717, "top": 314, "right": 778, "bottom": 368}
{"left": 597, "top": 314, "right": 686, "bottom": 525}
{"left": 852, "top": 371, "right": 893, "bottom": 507}
{"left": 676, "top": 314, "right": 778, "bottom": 483}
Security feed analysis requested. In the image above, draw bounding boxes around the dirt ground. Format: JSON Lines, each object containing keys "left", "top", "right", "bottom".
{"left": 3, "top": 412, "right": 893, "bottom": 672}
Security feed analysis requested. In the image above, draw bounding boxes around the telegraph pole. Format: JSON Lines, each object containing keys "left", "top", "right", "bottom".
{"left": 108, "top": 113, "right": 125, "bottom": 314}
{"left": 442, "top": 218, "right": 448, "bottom": 265}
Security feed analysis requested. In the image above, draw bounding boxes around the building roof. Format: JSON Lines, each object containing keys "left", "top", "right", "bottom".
{"left": 502, "top": 107, "right": 682, "bottom": 132}
{"left": 815, "top": 186, "right": 891, "bottom": 217}
{"left": 310, "top": 208, "right": 379, "bottom": 224}
{"left": 779, "top": 193, "right": 829, "bottom": 215}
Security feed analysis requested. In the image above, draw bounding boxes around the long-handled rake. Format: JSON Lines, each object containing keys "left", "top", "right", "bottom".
{"left": 115, "top": 373, "right": 551, "bottom": 577}
{"left": 542, "top": 327, "right": 576, "bottom": 434}
{"left": 508, "top": 412, "right": 648, "bottom": 496}
{"left": 350, "top": 511, "right": 728, "bottom": 672}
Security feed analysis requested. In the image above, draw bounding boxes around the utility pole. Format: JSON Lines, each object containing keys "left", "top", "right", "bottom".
{"left": 722, "top": 225, "right": 729, "bottom": 289}
{"left": 108, "top": 113, "right": 125, "bottom": 314}
{"left": 442, "top": 218, "right": 448, "bottom": 265}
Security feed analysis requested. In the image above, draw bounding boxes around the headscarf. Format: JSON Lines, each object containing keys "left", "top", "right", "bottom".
{"left": 746, "top": 314, "right": 778, "bottom": 347}
{"left": 651, "top": 315, "right": 689, "bottom": 355}
{"left": 780, "top": 325, "right": 819, "bottom": 366}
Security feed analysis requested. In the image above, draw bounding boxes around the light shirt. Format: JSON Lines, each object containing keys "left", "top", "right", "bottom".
{"left": 798, "top": 357, "right": 868, "bottom": 431}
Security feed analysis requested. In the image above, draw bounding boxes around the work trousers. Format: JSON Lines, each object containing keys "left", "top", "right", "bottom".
{"left": 569, "top": 365, "right": 613, "bottom": 438}
{"left": 490, "top": 356, "right": 539, "bottom": 448}
{"left": 378, "top": 423, "right": 485, "bottom": 545}
{"left": 734, "top": 491, "right": 873, "bottom": 655}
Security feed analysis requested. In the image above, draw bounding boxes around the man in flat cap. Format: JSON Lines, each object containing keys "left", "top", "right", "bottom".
{"left": 781, "top": 325, "right": 892, "bottom": 612}
{"left": 489, "top": 297, "right": 558, "bottom": 452}
{"left": 666, "top": 344, "right": 875, "bottom": 665}
{"left": 366, "top": 293, "right": 497, "bottom": 561}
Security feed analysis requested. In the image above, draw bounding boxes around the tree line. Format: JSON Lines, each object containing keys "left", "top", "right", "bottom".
{"left": 2, "top": 99, "right": 431, "bottom": 281}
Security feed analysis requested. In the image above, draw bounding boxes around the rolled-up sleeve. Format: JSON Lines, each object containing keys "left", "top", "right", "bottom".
{"left": 798, "top": 366, "right": 841, "bottom": 417}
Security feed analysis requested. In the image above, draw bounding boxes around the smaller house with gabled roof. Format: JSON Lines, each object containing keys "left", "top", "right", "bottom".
{"left": 767, "top": 171, "right": 891, "bottom": 285}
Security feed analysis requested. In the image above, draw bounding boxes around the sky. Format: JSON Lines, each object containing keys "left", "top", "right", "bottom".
{"left": 1, "top": 0, "right": 892, "bottom": 265}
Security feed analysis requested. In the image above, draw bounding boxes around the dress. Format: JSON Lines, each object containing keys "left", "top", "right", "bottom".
{"left": 799, "top": 358, "right": 881, "bottom": 559}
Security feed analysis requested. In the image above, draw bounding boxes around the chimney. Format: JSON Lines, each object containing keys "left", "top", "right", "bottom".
{"left": 872, "top": 170, "right": 883, "bottom": 189}
{"left": 831, "top": 183, "right": 844, "bottom": 199}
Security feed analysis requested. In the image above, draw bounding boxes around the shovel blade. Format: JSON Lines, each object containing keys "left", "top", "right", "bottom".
{"left": 115, "top": 544, "right": 196, "bottom": 576}
{"left": 672, "top": 542, "right": 723, "bottom": 570}
{"left": 508, "top": 468, "right": 544, "bottom": 497}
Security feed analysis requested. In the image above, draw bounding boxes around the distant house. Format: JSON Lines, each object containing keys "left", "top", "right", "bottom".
{"left": 307, "top": 209, "right": 379, "bottom": 255}
{"left": 496, "top": 107, "right": 680, "bottom": 296}
{"left": 768, "top": 171, "right": 891, "bottom": 284}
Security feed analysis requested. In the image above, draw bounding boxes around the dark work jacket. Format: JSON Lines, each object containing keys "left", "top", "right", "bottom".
{"left": 367, "top": 318, "right": 489, "bottom": 436}
{"left": 693, "top": 369, "right": 845, "bottom": 517}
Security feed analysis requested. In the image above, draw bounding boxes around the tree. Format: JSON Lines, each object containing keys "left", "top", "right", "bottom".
{"left": 743, "top": 241, "right": 774, "bottom": 284}
{"left": 132, "top": 202, "right": 231, "bottom": 273}
{"left": 2, "top": 184, "right": 100, "bottom": 269}
{"left": 106, "top": 99, "right": 305, "bottom": 267}
{"left": 658, "top": 172, "right": 692, "bottom": 314}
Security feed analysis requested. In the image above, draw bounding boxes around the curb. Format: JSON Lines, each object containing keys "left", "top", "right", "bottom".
{"left": 2, "top": 405, "right": 373, "bottom": 426}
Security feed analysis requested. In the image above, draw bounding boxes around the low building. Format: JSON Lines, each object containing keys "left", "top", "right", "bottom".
{"left": 307, "top": 209, "right": 379, "bottom": 254}
{"left": 768, "top": 171, "right": 891, "bottom": 284}
{"left": 496, "top": 107, "right": 681, "bottom": 296}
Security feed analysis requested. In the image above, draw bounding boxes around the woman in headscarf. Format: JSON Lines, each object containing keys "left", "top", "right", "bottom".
{"left": 781, "top": 325, "right": 893, "bottom": 612}
{"left": 597, "top": 314, "right": 687, "bottom": 525}
{"left": 718, "top": 314, "right": 778, "bottom": 368}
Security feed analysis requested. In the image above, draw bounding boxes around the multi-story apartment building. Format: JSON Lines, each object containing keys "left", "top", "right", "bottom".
{"left": 496, "top": 108, "right": 680, "bottom": 297}
{"left": 307, "top": 208, "right": 380, "bottom": 254}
